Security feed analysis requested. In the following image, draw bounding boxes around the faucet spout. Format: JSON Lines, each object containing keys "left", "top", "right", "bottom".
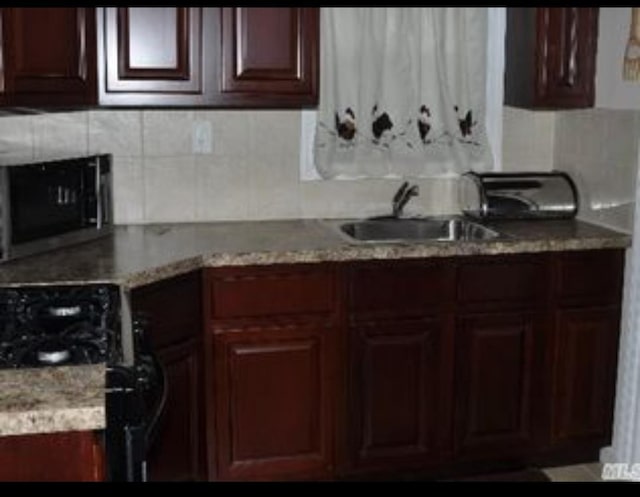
{"left": 392, "top": 182, "right": 419, "bottom": 218}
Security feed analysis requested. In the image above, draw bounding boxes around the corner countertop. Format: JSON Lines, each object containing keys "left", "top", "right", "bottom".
{"left": 0, "top": 364, "right": 105, "bottom": 437}
{"left": 0, "top": 218, "right": 631, "bottom": 289}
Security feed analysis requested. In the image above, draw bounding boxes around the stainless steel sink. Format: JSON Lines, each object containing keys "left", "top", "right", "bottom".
{"left": 334, "top": 216, "right": 503, "bottom": 243}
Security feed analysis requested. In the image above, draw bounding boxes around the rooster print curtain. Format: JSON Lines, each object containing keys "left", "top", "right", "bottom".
{"left": 314, "top": 8, "right": 493, "bottom": 179}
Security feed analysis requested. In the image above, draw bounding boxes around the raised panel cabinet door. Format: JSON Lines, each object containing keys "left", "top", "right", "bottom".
{"left": 347, "top": 318, "right": 452, "bottom": 473}
{"left": 455, "top": 312, "right": 541, "bottom": 460}
{"left": 219, "top": 7, "right": 319, "bottom": 107}
{"left": 147, "top": 339, "right": 204, "bottom": 482}
{"left": 552, "top": 308, "right": 621, "bottom": 447}
{"left": 97, "top": 7, "right": 217, "bottom": 106}
{"left": 2, "top": 7, "right": 97, "bottom": 106}
{"left": 535, "top": 7, "right": 598, "bottom": 108}
{"left": 212, "top": 325, "right": 333, "bottom": 481}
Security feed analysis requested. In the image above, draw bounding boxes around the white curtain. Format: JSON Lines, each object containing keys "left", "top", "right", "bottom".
{"left": 313, "top": 8, "right": 493, "bottom": 180}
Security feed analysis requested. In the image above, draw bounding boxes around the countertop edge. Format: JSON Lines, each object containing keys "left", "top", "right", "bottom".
{"left": 0, "top": 406, "right": 105, "bottom": 437}
{"left": 123, "top": 236, "right": 631, "bottom": 289}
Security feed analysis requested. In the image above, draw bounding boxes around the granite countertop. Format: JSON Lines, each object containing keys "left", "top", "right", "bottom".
{"left": 0, "top": 218, "right": 632, "bottom": 289}
{"left": 0, "top": 217, "right": 631, "bottom": 437}
{"left": 0, "top": 364, "right": 105, "bottom": 437}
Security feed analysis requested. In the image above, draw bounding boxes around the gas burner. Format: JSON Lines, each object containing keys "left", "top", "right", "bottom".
{"left": 0, "top": 284, "right": 122, "bottom": 369}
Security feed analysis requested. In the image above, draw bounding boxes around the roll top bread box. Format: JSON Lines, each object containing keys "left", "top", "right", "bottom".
{"left": 459, "top": 171, "right": 579, "bottom": 220}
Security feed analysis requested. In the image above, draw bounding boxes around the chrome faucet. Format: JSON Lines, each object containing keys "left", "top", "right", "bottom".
{"left": 392, "top": 181, "right": 419, "bottom": 218}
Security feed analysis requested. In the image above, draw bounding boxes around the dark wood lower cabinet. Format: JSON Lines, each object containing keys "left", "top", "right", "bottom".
{"left": 134, "top": 251, "right": 622, "bottom": 481}
{"left": 131, "top": 271, "right": 204, "bottom": 481}
{"left": 347, "top": 318, "right": 452, "bottom": 473}
{"left": 148, "top": 339, "right": 204, "bottom": 481}
{"left": 0, "top": 431, "right": 104, "bottom": 481}
{"left": 551, "top": 307, "right": 621, "bottom": 448}
{"left": 454, "top": 312, "right": 543, "bottom": 461}
{"left": 211, "top": 325, "right": 334, "bottom": 480}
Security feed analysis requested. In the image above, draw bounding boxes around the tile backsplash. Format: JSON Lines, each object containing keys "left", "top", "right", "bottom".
{"left": 554, "top": 108, "right": 640, "bottom": 233}
{"left": 0, "top": 105, "right": 631, "bottom": 226}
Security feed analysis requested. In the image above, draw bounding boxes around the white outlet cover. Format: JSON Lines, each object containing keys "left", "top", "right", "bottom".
{"left": 192, "top": 120, "right": 213, "bottom": 154}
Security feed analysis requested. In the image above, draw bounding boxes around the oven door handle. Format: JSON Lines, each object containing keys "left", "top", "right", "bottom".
{"left": 143, "top": 353, "right": 168, "bottom": 449}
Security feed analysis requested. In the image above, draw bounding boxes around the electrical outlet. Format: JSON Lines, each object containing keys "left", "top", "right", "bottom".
{"left": 192, "top": 120, "right": 213, "bottom": 154}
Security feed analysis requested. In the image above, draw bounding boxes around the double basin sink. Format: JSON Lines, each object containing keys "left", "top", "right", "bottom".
{"left": 329, "top": 216, "right": 505, "bottom": 244}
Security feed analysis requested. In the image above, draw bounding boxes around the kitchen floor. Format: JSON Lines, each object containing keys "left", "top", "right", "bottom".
{"left": 543, "top": 462, "right": 606, "bottom": 482}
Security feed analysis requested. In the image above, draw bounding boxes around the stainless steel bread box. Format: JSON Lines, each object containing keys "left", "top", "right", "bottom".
{"left": 459, "top": 171, "right": 579, "bottom": 220}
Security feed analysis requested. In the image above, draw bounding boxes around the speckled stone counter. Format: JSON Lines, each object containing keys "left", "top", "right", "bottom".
{"left": 0, "top": 218, "right": 631, "bottom": 289}
{"left": 0, "top": 364, "right": 105, "bottom": 436}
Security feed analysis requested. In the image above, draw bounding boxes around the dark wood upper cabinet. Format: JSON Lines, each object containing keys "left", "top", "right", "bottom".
{"left": 219, "top": 8, "right": 318, "bottom": 107}
{"left": 97, "top": 7, "right": 216, "bottom": 107}
{"left": 2, "top": 7, "right": 97, "bottom": 106}
{"left": 97, "top": 7, "right": 319, "bottom": 108}
{"left": 504, "top": 7, "right": 599, "bottom": 109}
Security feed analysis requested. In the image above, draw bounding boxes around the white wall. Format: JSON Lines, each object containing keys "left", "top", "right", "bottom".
{"left": 0, "top": 107, "right": 556, "bottom": 225}
{"left": 596, "top": 7, "right": 640, "bottom": 109}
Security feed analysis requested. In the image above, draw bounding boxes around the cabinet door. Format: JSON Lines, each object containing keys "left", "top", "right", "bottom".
{"left": 347, "top": 317, "right": 452, "bottom": 473}
{"left": 455, "top": 312, "right": 542, "bottom": 460}
{"left": 148, "top": 339, "right": 204, "bottom": 482}
{"left": 552, "top": 308, "right": 620, "bottom": 447}
{"left": 535, "top": 7, "right": 598, "bottom": 108}
{"left": 212, "top": 325, "right": 333, "bottom": 480}
{"left": 0, "top": 431, "right": 104, "bottom": 481}
{"left": 97, "top": 7, "right": 217, "bottom": 106}
{"left": 219, "top": 7, "right": 319, "bottom": 107}
{"left": 2, "top": 7, "right": 97, "bottom": 106}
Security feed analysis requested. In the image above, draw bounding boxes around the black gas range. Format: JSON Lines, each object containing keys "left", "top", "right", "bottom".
{"left": 0, "top": 284, "right": 166, "bottom": 482}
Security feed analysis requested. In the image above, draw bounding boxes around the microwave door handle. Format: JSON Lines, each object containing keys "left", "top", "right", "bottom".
{"left": 95, "top": 158, "right": 103, "bottom": 229}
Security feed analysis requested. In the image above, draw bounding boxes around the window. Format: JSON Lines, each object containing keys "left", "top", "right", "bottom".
{"left": 301, "top": 7, "right": 505, "bottom": 180}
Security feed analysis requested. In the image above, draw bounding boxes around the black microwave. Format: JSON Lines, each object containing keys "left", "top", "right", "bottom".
{"left": 0, "top": 154, "right": 113, "bottom": 262}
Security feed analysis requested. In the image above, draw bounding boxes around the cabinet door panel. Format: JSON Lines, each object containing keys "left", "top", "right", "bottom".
{"left": 348, "top": 318, "right": 452, "bottom": 472}
{"left": 3, "top": 7, "right": 96, "bottom": 105}
{"left": 535, "top": 7, "right": 598, "bottom": 107}
{"left": 220, "top": 7, "right": 318, "bottom": 106}
{"left": 213, "top": 326, "right": 333, "bottom": 480}
{"left": 0, "top": 431, "right": 104, "bottom": 481}
{"left": 98, "top": 7, "right": 216, "bottom": 105}
{"left": 455, "top": 313, "right": 540, "bottom": 460}
{"left": 552, "top": 308, "right": 620, "bottom": 446}
{"left": 148, "top": 340, "right": 204, "bottom": 482}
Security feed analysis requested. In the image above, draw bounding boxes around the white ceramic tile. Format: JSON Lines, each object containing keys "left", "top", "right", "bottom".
{"left": 245, "top": 110, "right": 302, "bottom": 219}
{"left": 33, "top": 111, "right": 89, "bottom": 159}
{"left": 142, "top": 110, "right": 194, "bottom": 157}
{"left": 0, "top": 114, "right": 34, "bottom": 164}
{"left": 111, "top": 156, "right": 144, "bottom": 224}
{"left": 143, "top": 156, "right": 197, "bottom": 222}
{"left": 192, "top": 110, "right": 251, "bottom": 160}
{"left": 502, "top": 106, "right": 555, "bottom": 172}
{"left": 89, "top": 110, "right": 143, "bottom": 157}
{"left": 194, "top": 155, "right": 250, "bottom": 221}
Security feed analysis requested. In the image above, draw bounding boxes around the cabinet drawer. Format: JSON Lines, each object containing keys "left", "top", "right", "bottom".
{"left": 555, "top": 250, "right": 624, "bottom": 307}
{"left": 208, "top": 264, "right": 335, "bottom": 321}
{"left": 348, "top": 260, "right": 454, "bottom": 319}
{"left": 457, "top": 255, "right": 549, "bottom": 310}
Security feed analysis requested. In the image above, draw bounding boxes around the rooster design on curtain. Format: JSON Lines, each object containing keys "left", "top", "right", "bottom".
{"left": 313, "top": 8, "right": 493, "bottom": 179}
{"left": 330, "top": 104, "right": 479, "bottom": 147}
